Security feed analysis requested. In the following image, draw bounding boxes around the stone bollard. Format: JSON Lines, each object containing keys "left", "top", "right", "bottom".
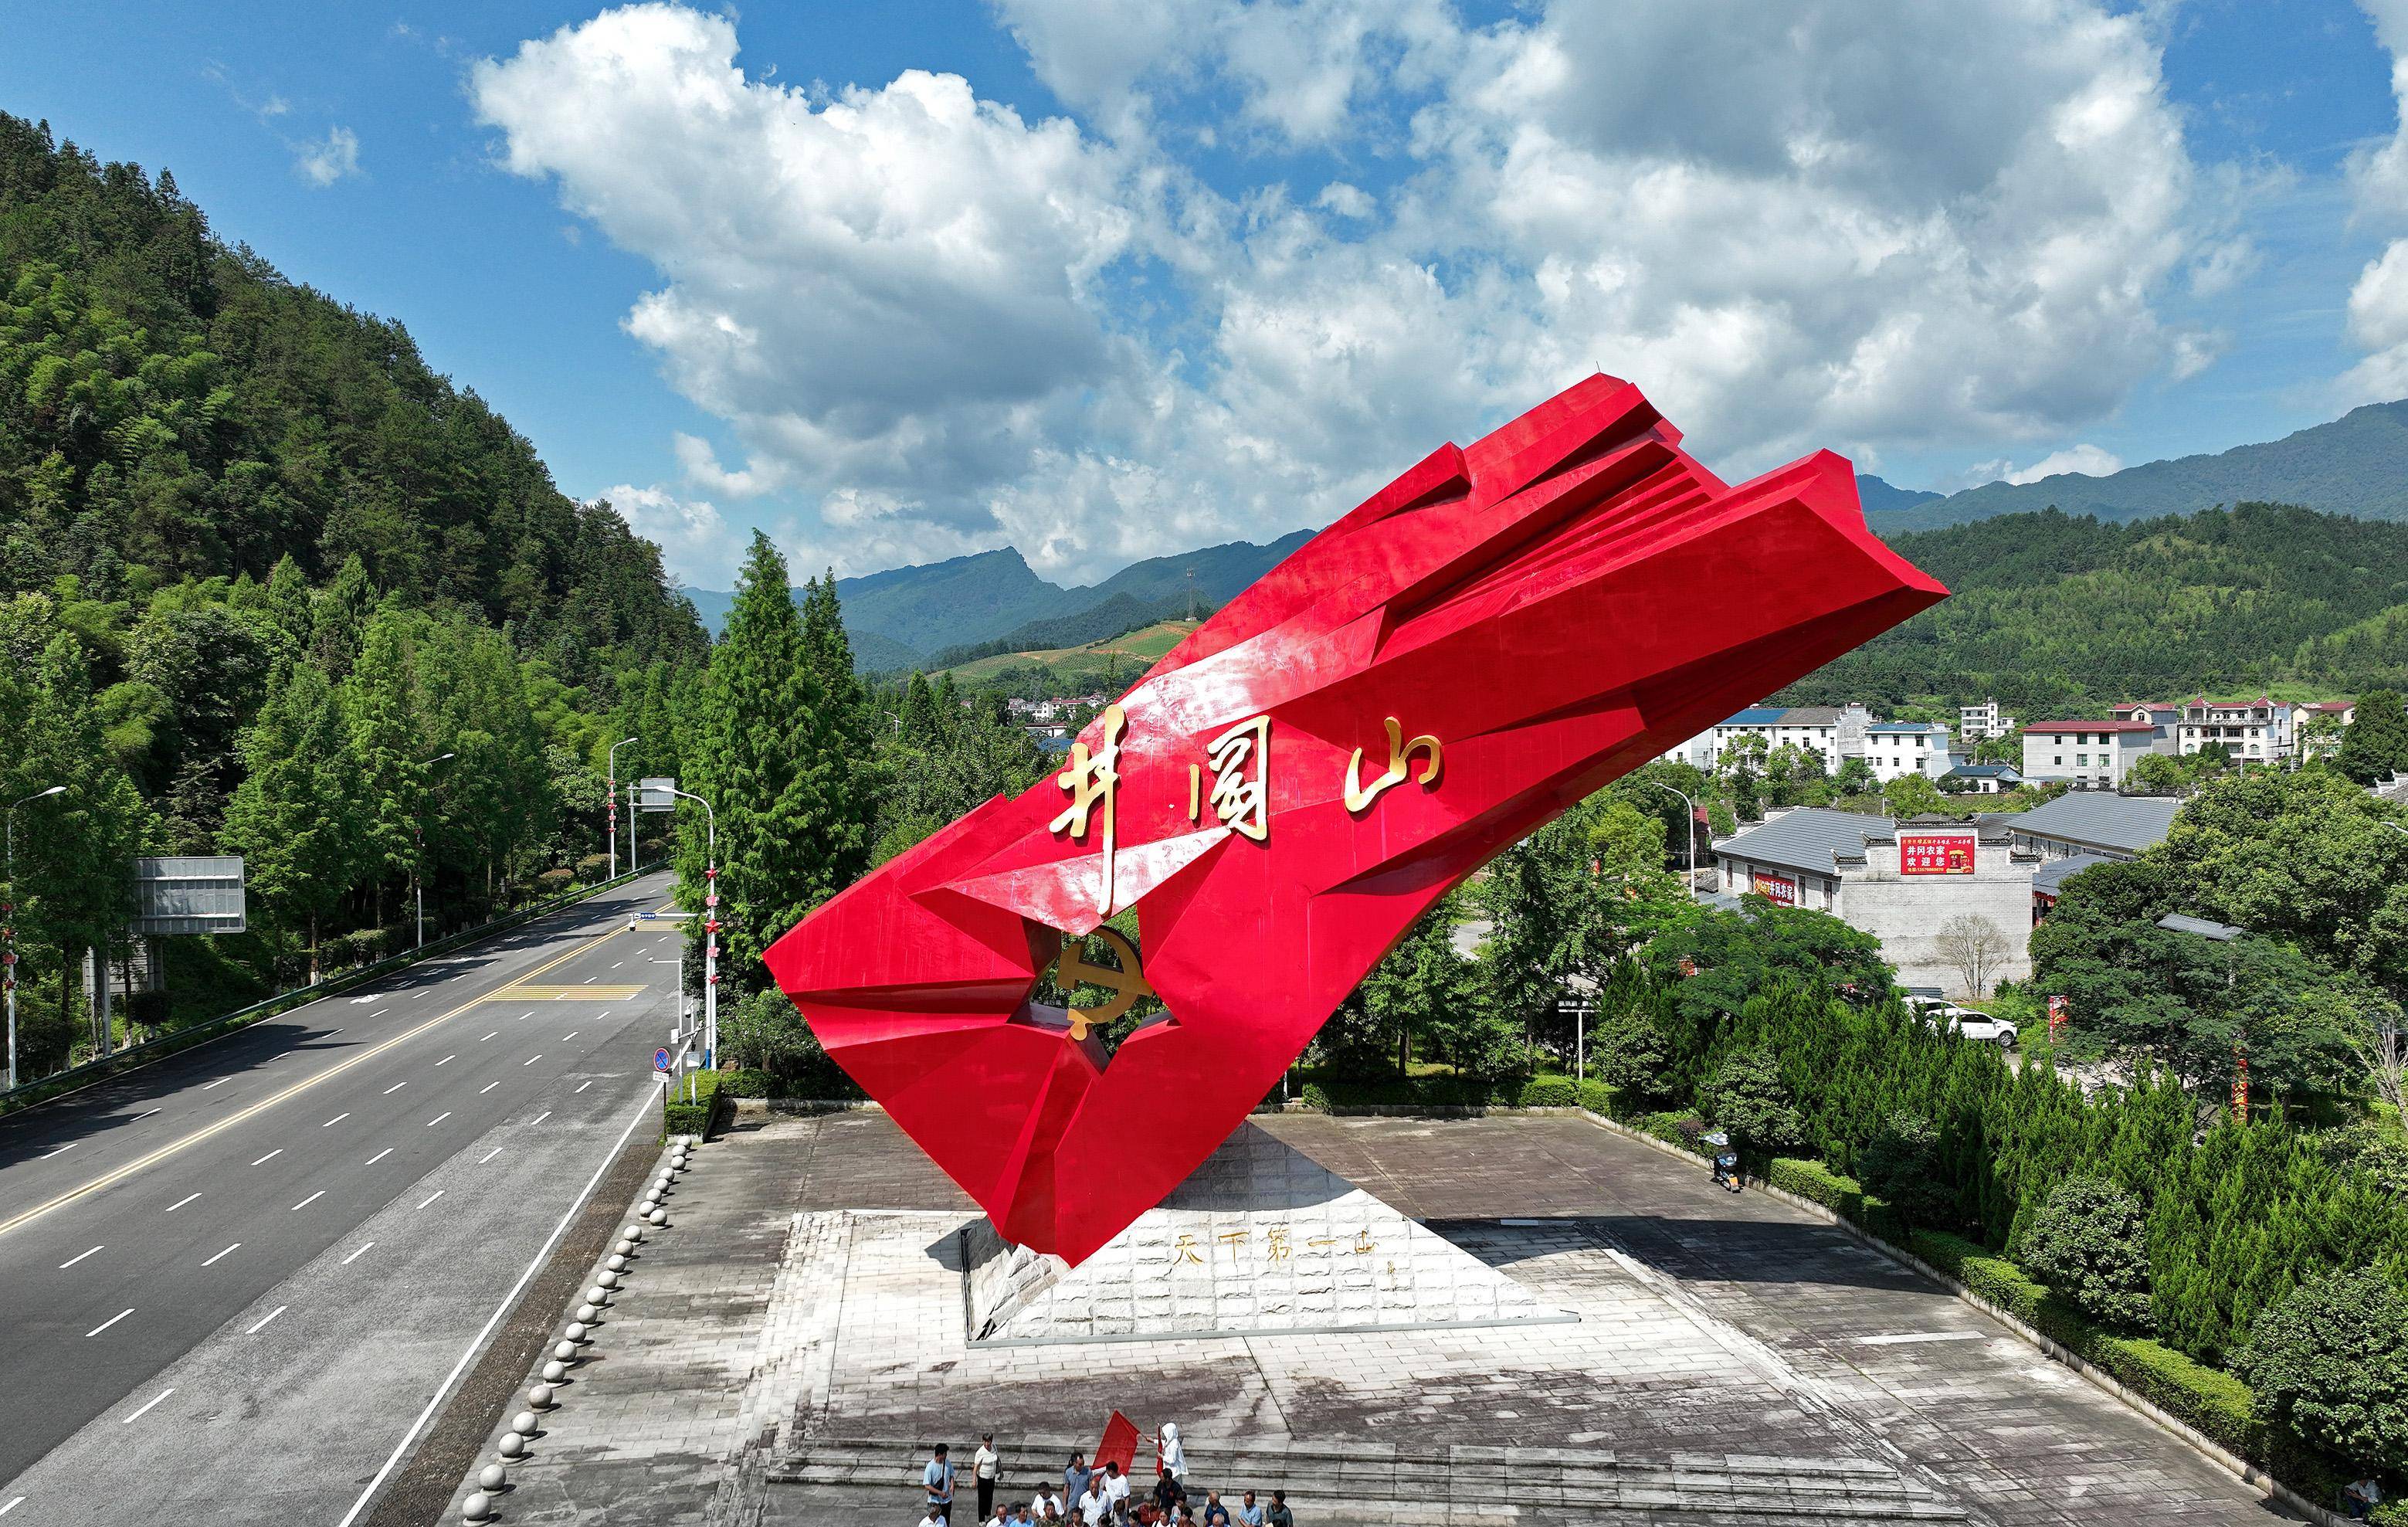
{"left": 541, "top": 1360, "right": 568, "bottom": 1385}
{"left": 511, "top": 1411, "right": 539, "bottom": 1437}
{"left": 463, "top": 1489, "right": 493, "bottom": 1522}
{"left": 552, "top": 1340, "right": 578, "bottom": 1363}
{"left": 480, "top": 1464, "right": 508, "bottom": 1491}
{"left": 613, "top": 1239, "right": 635, "bottom": 1257}
{"left": 605, "top": 1254, "right": 626, "bottom": 1274}
{"left": 597, "top": 1270, "right": 619, "bottom": 1290}
{"left": 587, "top": 1284, "right": 611, "bottom": 1305}
{"left": 529, "top": 1384, "right": 555, "bottom": 1410}
{"left": 497, "top": 1434, "right": 525, "bottom": 1461}
{"left": 565, "top": 1322, "right": 587, "bottom": 1343}
{"left": 575, "top": 1302, "right": 599, "bottom": 1324}
{"left": 624, "top": 1223, "right": 645, "bottom": 1243}
{"left": 647, "top": 1206, "right": 667, "bottom": 1227}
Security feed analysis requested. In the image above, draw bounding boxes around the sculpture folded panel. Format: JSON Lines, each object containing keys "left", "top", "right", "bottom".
{"left": 764, "top": 373, "right": 1948, "bottom": 1266}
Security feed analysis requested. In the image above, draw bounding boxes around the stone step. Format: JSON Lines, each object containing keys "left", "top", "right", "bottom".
{"left": 768, "top": 1436, "right": 1968, "bottom": 1522}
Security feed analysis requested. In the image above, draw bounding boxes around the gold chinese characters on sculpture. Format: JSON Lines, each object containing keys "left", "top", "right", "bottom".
{"left": 1050, "top": 703, "right": 1126, "bottom": 912}
{"left": 1053, "top": 925, "right": 1150, "bottom": 1041}
{"left": 1344, "top": 717, "right": 1443, "bottom": 813}
{"left": 1189, "top": 714, "right": 1270, "bottom": 841}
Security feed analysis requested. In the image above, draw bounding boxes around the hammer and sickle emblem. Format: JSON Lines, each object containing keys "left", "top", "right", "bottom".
{"left": 1054, "top": 925, "right": 1151, "bottom": 1041}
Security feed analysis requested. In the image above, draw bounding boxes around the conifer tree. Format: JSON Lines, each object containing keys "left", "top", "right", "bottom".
{"left": 222, "top": 660, "right": 365, "bottom": 982}
{"left": 2336, "top": 688, "right": 2408, "bottom": 785}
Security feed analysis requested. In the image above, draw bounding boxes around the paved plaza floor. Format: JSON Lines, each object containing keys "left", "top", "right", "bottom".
{"left": 453, "top": 1108, "right": 2307, "bottom": 1526}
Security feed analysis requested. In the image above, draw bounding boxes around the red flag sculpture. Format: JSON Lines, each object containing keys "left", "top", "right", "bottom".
{"left": 764, "top": 374, "right": 1947, "bottom": 1265}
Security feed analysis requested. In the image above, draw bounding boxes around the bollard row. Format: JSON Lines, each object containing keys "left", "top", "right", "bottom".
{"left": 462, "top": 1136, "right": 696, "bottom": 1522}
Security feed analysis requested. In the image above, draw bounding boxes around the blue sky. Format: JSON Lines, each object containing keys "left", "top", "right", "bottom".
{"left": 5, "top": 1, "right": 2408, "bottom": 589}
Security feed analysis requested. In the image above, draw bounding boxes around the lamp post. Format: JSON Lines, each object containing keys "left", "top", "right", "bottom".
{"left": 5, "top": 785, "right": 66, "bottom": 1092}
{"left": 607, "top": 736, "right": 638, "bottom": 880}
{"left": 663, "top": 786, "right": 718, "bottom": 1067}
{"left": 1651, "top": 780, "right": 1705, "bottom": 888}
{"left": 415, "top": 752, "right": 456, "bottom": 952}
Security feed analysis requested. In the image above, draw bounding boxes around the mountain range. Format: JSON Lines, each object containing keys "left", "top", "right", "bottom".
{"left": 690, "top": 397, "right": 2408, "bottom": 674}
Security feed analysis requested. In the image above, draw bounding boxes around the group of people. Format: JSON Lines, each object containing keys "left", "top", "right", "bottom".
{"left": 916, "top": 1427, "right": 1297, "bottom": 1526}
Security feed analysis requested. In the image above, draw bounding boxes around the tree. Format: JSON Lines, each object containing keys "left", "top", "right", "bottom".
{"left": 1936, "top": 914, "right": 2013, "bottom": 997}
{"left": 1882, "top": 772, "right": 1948, "bottom": 818}
{"left": 721, "top": 984, "right": 829, "bottom": 1083}
{"left": 1360, "top": 894, "right": 1496, "bottom": 1077}
{"left": 678, "top": 532, "right": 862, "bottom": 982}
{"left": 1854, "top": 1109, "right": 1955, "bottom": 1227}
{"left": 2237, "top": 1269, "right": 2408, "bottom": 1473}
{"left": 221, "top": 661, "right": 367, "bottom": 982}
{"left": 1833, "top": 756, "right": 1876, "bottom": 796}
{"left": 2335, "top": 690, "right": 2408, "bottom": 786}
{"left": 1704, "top": 1045, "right": 1805, "bottom": 1159}
{"left": 1590, "top": 994, "right": 1677, "bottom": 1102}
{"left": 2020, "top": 1175, "right": 2153, "bottom": 1332}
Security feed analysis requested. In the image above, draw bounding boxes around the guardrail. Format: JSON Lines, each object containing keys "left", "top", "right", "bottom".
{"left": 1, "top": 867, "right": 667, "bottom": 1118}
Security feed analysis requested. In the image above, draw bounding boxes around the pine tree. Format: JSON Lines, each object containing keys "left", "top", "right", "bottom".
{"left": 223, "top": 660, "right": 367, "bottom": 982}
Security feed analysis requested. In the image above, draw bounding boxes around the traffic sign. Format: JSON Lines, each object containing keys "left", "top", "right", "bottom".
{"left": 653, "top": 1047, "right": 673, "bottom": 1073}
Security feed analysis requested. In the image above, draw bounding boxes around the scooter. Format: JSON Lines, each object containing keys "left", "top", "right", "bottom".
{"left": 1705, "top": 1130, "right": 1742, "bottom": 1193}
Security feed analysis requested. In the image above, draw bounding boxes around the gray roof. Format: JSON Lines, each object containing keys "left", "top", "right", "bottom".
{"left": 2032, "top": 853, "right": 2110, "bottom": 894}
{"left": 1714, "top": 806, "right": 1895, "bottom": 875}
{"left": 2004, "top": 792, "right": 2181, "bottom": 854}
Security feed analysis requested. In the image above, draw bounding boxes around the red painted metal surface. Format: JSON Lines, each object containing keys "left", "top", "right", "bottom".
{"left": 763, "top": 374, "right": 1948, "bottom": 1265}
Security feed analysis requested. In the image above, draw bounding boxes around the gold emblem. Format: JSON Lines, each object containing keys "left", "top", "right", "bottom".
{"left": 1053, "top": 925, "right": 1150, "bottom": 1041}
{"left": 1196, "top": 714, "right": 1270, "bottom": 841}
{"left": 1345, "top": 716, "right": 1443, "bottom": 813}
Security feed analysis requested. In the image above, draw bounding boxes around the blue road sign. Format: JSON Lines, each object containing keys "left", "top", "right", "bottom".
{"left": 653, "top": 1047, "right": 673, "bottom": 1073}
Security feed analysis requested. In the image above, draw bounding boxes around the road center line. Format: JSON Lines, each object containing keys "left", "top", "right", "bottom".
{"left": 202, "top": 1243, "right": 240, "bottom": 1267}
{"left": 338, "top": 1080, "right": 660, "bottom": 1527}
{"left": 290, "top": 1190, "right": 324, "bottom": 1211}
{"left": 416, "top": 1189, "right": 444, "bottom": 1209}
{"left": 122, "top": 1389, "right": 174, "bottom": 1424}
{"left": 322, "top": 1112, "right": 349, "bottom": 1127}
{"left": 0, "top": 926, "right": 627, "bottom": 1243}
{"left": 251, "top": 1149, "right": 282, "bottom": 1166}
{"left": 382, "top": 1082, "right": 407, "bottom": 1095}
{"left": 59, "top": 1244, "right": 101, "bottom": 1269}
{"left": 426, "top": 1111, "right": 451, "bottom": 1127}
{"left": 164, "top": 1193, "right": 199, "bottom": 1212}
{"left": 86, "top": 1309, "right": 133, "bottom": 1337}
{"left": 246, "top": 1305, "right": 286, "bottom": 1335}
{"left": 365, "top": 1148, "right": 393, "bottom": 1165}
{"left": 342, "top": 1242, "right": 375, "bottom": 1265}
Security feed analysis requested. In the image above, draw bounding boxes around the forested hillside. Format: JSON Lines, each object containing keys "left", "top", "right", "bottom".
{"left": 1781, "top": 502, "right": 2408, "bottom": 711}
{"left": 0, "top": 113, "right": 706, "bottom": 1079}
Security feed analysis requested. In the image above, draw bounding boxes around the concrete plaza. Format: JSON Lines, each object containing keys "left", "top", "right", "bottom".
{"left": 453, "top": 1108, "right": 2305, "bottom": 1526}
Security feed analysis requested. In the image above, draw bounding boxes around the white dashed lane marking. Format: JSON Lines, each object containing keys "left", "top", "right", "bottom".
{"left": 479, "top": 1149, "right": 501, "bottom": 1165}
{"left": 127, "top": 1109, "right": 158, "bottom": 1123}
{"left": 435, "top": 1055, "right": 454, "bottom": 1067}
{"left": 323, "top": 1112, "right": 348, "bottom": 1127}
{"left": 416, "top": 1189, "right": 445, "bottom": 1210}
{"left": 524, "top": 1055, "right": 541, "bottom": 1066}
{"left": 480, "top": 1081, "right": 499, "bottom": 1094}
{"left": 251, "top": 1149, "right": 281, "bottom": 1166}
{"left": 527, "top": 1111, "right": 551, "bottom": 1127}
{"left": 576, "top": 1081, "right": 593, "bottom": 1094}
{"left": 382, "top": 1083, "right": 407, "bottom": 1095}
{"left": 37, "top": 1142, "right": 76, "bottom": 1160}
{"left": 86, "top": 1309, "right": 132, "bottom": 1338}
{"left": 121, "top": 1390, "right": 173, "bottom": 1424}
{"left": 246, "top": 1306, "right": 286, "bottom": 1335}
{"left": 365, "top": 1149, "right": 392, "bottom": 1165}
{"left": 201, "top": 1244, "right": 239, "bottom": 1267}
{"left": 480, "top": 1031, "right": 498, "bottom": 1042}
{"left": 164, "top": 1193, "right": 199, "bottom": 1213}
{"left": 200, "top": 1077, "right": 229, "bottom": 1090}
{"left": 290, "top": 1190, "right": 324, "bottom": 1212}
{"left": 59, "top": 1244, "right": 101, "bottom": 1269}
{"left": 342, "top": 1242, "right": 375, "bottom": 1265}
{"left": 426, "top": 1111, "right": 451, "bottom": 1127}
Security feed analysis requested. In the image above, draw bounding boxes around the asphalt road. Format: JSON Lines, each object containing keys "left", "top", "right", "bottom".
{"left": 0, "top": 871, "right": 688, "bottom": 1522}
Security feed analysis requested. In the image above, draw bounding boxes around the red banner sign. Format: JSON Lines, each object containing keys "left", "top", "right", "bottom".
{"left": 1752, "top": 870, "right": 1797, "bottom": 905}
{"left": 1900, "top": 833, "right": 1974, "bottom": 876}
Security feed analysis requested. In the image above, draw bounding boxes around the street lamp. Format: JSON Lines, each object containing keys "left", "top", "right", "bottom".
{"left": 5, "top": 785, "right": 66, "bottom": 1091}
{"left": 1651, "top": 780, "right": 1705, "bottom": 889}
{"left": 663, "top": 786, "right": 718, "bottom": 1068}
{"left": 607, "top": 736, "right": 639, "bottom": 879}
{"left": 415, "top": 753, "right": 456, "bottom": 952}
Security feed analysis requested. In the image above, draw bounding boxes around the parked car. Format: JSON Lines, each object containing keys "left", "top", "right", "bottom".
{"left": 1920, "top": 1003, "right": 2019, "bottom": 1049}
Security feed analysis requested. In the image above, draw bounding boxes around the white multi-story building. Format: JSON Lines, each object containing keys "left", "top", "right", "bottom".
{"left": 1959, "top": 697, "right": 2017, "bottom": 742}
{"left": 2296, "top": 701, "right": 2355, "bottom": 763}
{"left": 1706, "top": 704, "right": 1874, "bottom": 774}
{"left": 2021, "top": 720, "right": 2162, "bottom": 788}
{"left": 1863, "top": 721, "right": 1955, "bottom": 782}
{"left": 2176, "top": 697, "right": 2293, "bottom": 765}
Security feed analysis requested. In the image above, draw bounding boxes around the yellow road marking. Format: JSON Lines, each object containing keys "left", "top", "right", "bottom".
{"left": 487, "top": 986, "right": 644, "bottom": 1003}
{"left": 0, "top": 927, "right": 632, "bottom": 1242}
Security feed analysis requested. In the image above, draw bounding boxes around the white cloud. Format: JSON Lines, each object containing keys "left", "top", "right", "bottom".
{"left": 599, "top": 483, "right": 738, "bottom": 586}
{"left": 480, "top": 1, "right": 2207, "bottom": 579}
{"left": 293, "top": 125, "right": 361, "bottom": 186}
{"left": 2006, "top": 444, "right": 2124, "bottom": 484}
{"left": 2355, "top": 1, "right": 2408, "bottom": 219}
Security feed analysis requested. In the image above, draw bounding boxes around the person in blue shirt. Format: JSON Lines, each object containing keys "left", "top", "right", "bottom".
{"left": 1063, "top": 1451, "right": 1090, "bottom": 1513}
{"left": 923, "top": 1442, "right": 957, "bottom": 1518}
{"left": 1236, "top": 1491, "right": 1265, "bottom": 1526}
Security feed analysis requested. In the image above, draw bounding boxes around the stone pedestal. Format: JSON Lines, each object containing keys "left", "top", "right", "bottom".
{"left": 962, "top": 1124, "right": 1574, "bottom": 1345}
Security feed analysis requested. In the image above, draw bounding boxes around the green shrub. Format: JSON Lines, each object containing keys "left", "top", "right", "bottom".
{"left": 2095, "top": 1337, "right": 2256, "bottom": 1457}
{"left": 717, "top": 1067, "right": 778, "bottom": 1098}
{"left": 1518, "top": 1076, "right": 1576, "bottom": 1108}
{"left": 1702, "top": 1046, "right": 1804, "bottom": 1158}
{"left": 1591, "top": 1003, "right": 1676, "bottom": 1102}
{"left": 1299, "top": 1082, "right": 1332, "bottom": 1112}
{"left": 1631, "top": 1111, "right": 1714, "bottom": 1155}
{"left": 2237, "top": 1269, "right": 2408, "bottom": 1474}
{"left": 1765, "top": 1157, "right": 1903, "bottom": 1240}
{"left": 534, "top": 867, "right": 575, "bottom": 896}
{"left": 1576, "top": 1078, "right": 1614, "bottom": 1115}
{"left": 2020, "top": 1175, "right": 2154, "bottom": 1332}
{"left": 662, "top": 1069, "right": 726, "bottom": 1142}
{"left": 1853, "top": 1110, "right": 1954, "bottom": 1228}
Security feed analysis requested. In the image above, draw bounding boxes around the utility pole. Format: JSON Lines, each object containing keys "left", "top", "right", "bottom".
{"left": 1651, "top": 779, "right": 1705, "bottom": 888}
{"left": 607, "top": 735, "right": 638, "bottom": 879}
{"left": 664, "top": 786, "right": 718, "bottom": 1067}
{"left": 4, "top": 786, "right": 66, "bottom": 1092}
{"left": 416, "top": 752, "right": 456, "bottom": 951}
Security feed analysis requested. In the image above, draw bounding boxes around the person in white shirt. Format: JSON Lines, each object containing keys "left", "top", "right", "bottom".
{"left": 974, "top": 1433, "right": 999, "bottom": 1520}
{"left": 1030, "top": 1486, "right": 1064, "bottom": 1521}
{"left": 1158, "top": 1422, "right": 1187, "bottom": 1484}
{"left": 917, "top": 1512, "right": 944, "bottom": 1527}
{"left": 1077, "top": 1484, "right": 1111, "bottom": 1526}
{"left": 1101, "top": 1461, "right": 1131, "bottom": 1511}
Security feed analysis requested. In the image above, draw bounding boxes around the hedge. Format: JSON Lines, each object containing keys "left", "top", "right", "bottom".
{"left": 1292, "top": 1073, "right": 1616, "bottom": 1114}
{"left": 663, "top": 1070, "right": 727, "bottom": 1142}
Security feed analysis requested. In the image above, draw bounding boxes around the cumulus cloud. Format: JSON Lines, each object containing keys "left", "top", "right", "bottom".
{"left": 293, "top": 125, "right": 361, "bottom": 186}
{"left": 599, "top": 483, "right": 739, "bottom": 587}
{"left": 479, "top": 0, "right": 2208, "bottom": 578}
